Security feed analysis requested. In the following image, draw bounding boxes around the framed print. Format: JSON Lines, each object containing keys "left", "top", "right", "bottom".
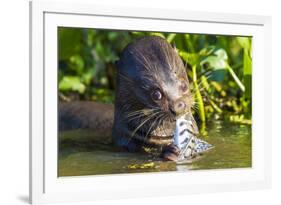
{"left": 29, "top": 0, "right": 272, "bottom": 204}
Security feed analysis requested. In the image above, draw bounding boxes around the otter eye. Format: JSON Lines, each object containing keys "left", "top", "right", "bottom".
{"left": 181, "top": 81, "right": 188, "bottom": 92}
{"left": 151, "top": 89, "right": 162, "bottom": 101}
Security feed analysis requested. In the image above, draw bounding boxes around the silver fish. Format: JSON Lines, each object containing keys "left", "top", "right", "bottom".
{"left": 173, "top": 116, "right": 213, "bottom": 162}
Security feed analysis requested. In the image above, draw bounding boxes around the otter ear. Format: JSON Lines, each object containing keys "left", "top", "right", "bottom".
{"left": 172, "top": 42, "right": 178, "bottom": 53}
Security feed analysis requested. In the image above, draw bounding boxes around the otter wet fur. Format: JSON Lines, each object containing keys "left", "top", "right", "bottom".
{"left": 59, "top": 36, "right": 199, "bottom": 160}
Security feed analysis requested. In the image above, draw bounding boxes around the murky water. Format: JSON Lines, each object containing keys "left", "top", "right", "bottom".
{"left": 58, "top": 120, "right": 251, "bottom": 177}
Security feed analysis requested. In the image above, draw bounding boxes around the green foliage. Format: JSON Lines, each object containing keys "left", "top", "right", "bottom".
{"left": 59, "top": 76, "right": 86, "bottom": 94}
{"left": 58, "top": 28, "right": 252, "bottom": 125}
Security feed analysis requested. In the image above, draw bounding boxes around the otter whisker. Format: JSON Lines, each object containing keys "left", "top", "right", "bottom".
{"left": 127, "top": 107, "right": 160, "bottom": 115}
{"left": 126, "top": 109, "right": 153, "bottom": 117}
{"left": 126, "top": 108, "right": 161, "bottom": 122}
{"left": 127, "top": 113, "right": 148, "bottom": 122}
{"left": 157, "top": 113, "right": 169, "bottom": 136}
{"left": 126, "top": 110, "right": 159, "bottom": 123}
{"left": 142, "top": 112, "right": 164, "bottom": 145}
{"left": 162, "top": 113, "right": 171, "bottom": 137}
{"left": 129, "top": 111, "right": 162, "bottom": 141}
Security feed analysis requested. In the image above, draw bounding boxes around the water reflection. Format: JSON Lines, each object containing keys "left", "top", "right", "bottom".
{"left": 58, "top": 120, "right": 251, "bottom": 176}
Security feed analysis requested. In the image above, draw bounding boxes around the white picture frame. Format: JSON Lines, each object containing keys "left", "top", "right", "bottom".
{"left": 29, "top": 0, "right": 272, "bottom": 204}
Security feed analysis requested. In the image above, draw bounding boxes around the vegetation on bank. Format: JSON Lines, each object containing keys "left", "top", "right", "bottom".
{"left": 58, "top": 28, "right": 252, "bottom": 130}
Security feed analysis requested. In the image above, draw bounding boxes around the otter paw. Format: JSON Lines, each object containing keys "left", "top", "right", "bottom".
{"left": 162, "top": 145, "right": 180, "bottom": 161}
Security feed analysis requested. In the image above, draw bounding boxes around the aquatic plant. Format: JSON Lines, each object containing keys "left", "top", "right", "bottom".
{"left": 58, "top": 28, "right": 252, "bottom": 128}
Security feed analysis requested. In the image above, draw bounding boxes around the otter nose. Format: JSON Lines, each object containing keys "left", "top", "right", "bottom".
{"left": 175, "top": 100, "right": 186, "bottom": 113}
{"left": 170, "top": 100, "right": 186, "bottom": 116}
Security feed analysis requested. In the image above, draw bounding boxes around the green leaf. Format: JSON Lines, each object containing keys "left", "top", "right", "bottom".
{"left": 243, "top": 49, "right": 252, "bottom": 76}
{"left": 179, "top": 51, "right": 200, "bottom": 66}
{"left": 108, "top": 32, "right": 119, "bottom": 41}
{"left": 59, "top": 76, "right": 86, "bottom": 94}
{"left": 58, "top": 28, "right": 82, "bottom": 60}
{"left": 214, "top": 48, "right": 228, "bottom": 60}
{"left": 226, "top": 65, "right": 245, "bottom": 92}
{"left": 199, "top": 46, "right": 216, "bottom": 56}
{"left": 192, "top": 65, "right": 206, "bottom": 122}
{"left": 243, "top": 49, "right": 252, "bottom": 98}
{"left": 200, "top": 48, "right": 228, "bottom": 70}
{"left": 200, "top": 75, "right": 210, "bottom": 91}
{"left": 237, "top": 37, "right": 252, "bottom": 97}
{"left": 69, "top": 54, "right": 84, "bottom": 74}
{"left": 166, "top": 33, "right": 177, "bottom": 43}
{"left": 237, "top": 37, "right": 251, "bottom": 50}
{"left": 131, "top": 32, "right": 146, "bottom": 37}
{"left": 149, "top": 32, "right": 166, "bottom": 39}
{"left": 82, "top": 69, "right": 94, "bottom": 85}
{"left": 210, "top": 70, "right": 227, "bottom": 82}
{"left": 201, "top": 55, "right": 227, "bottom": 70}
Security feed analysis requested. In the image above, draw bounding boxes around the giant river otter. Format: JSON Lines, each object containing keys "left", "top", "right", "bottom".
{"left": 59, "top": 36, "right": 199, "bottom": 160}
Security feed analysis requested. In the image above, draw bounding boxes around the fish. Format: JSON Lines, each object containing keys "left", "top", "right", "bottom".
{"left": 173, "top": 116, "right": 213, "bottom": 163}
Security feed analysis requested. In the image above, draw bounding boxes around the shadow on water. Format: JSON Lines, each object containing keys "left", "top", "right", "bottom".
{"left": 58, "top": 120, "right": 251, "bottom": 176}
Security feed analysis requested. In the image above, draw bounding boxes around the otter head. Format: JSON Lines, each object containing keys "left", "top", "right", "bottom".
{"left": 114, "top": 36, "right": 194, "bottom": 148}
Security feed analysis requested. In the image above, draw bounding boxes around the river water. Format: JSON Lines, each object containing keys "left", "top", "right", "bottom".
{"left": 58, "top": 120, "right": 251, "bottom": 176}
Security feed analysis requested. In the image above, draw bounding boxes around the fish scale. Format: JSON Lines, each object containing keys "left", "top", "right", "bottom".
{"left": 173, "top": 116, "right": 213, "bottom": 162}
